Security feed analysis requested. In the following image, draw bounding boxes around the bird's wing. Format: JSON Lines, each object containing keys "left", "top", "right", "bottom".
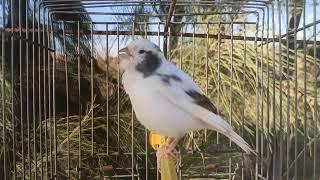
{"left": 152, "top": 62, "right": 254, "bottom": 154}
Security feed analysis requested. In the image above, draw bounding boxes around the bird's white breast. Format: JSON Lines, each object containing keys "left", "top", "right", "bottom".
{"left": 122, "top": 70, "right": 203, "bottom": 138}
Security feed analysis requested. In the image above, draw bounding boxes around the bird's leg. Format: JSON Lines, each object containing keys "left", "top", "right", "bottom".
{"left": 156, "top": 137, "right": 180, "bottom": 171}
{"left": 165, "top": 138, "right": 179, "bottom": 162}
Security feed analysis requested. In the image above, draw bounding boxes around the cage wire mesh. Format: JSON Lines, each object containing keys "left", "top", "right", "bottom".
{"left": 0, "top": 0, "right": 320, "bottom": 179}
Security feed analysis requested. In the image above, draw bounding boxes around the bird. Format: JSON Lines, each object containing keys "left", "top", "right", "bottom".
{"left": 117, "top": 39, "right": 255, "bottom": 167}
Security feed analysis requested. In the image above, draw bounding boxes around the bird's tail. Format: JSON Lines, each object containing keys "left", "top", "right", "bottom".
{"left": 225, "top": 129, "right": 254, "bottom": 154}
{"left": 191, "top": 104, "right": 255, "bottom": 154}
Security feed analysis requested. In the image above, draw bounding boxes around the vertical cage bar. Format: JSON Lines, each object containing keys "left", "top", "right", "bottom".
{"left": 271, "top": 4, "right": 277, "bottom": 180}
{"left": 217, "top": 21, "right": 221, "bottom": 145}
{"left": 2, "top": 0, "right": 6, "bottom": 178}
{"left": 41, "top": 23, "right": 48, "bottom": 178}
{"left": 190, "top": 22, "right": 195, "bottom": 151}
{"left": 302, "top": 0, "right": 307, "bottom": 178}
{"left": 90, "top": 22, "right": 94, "bottom": 156}
{"left": 49, "top": 16, "right": 57, "bottom": 180}
{"left": 254, "top": 17, "right": 259, "bottom": 180}
{"left": 77, "top": 21, "right": 82, "bottom": 179}
{"left": 145, "top": 22, "right": 147, "bottom": 39}
{"left": 44, "top": 20, "right": 51, "bottom": 180}
{"left": 192, "top": 22, "right": 195, "bottom": 81}
{"left": 131, "top": 21, "right": 135, "bottom": 180}
{"left": 144, "top": 22, "right": 148, "bottom": 180}
{"left": 46, "top": 11, "right": 53, "bottom": 180}
{"left": 25, "top": 0, "right": 31, "bottom": 178}
{"left": 62, "top": 21, "right": 70, "bottom": 178}
{"left": 52, "top": 31, "right": 58, "bottom": 180}
{"left": 179, "top": 23, "right": 183, "bottom": 69}
{"left": 10, "top": 0, "right": 16, "bottom": 178}
{"left": 260, "top": 8, "right": 265, "bottom": 179}
{"left": 42, "top": 14, "right": 51, "bottom": 178}
{"left": 312, "top": 0, "right": 318, "bottom": 178}
{"left": 18, "top": 0, "right": 25, "bottom": 178}
{"left": 216, "top": 20, "right": 221, "bottom": 144}
{"left": 117, "top": 22, "right": 120, "bottom": 156}
{"left": 241, "top": 23, "right": 247, "bottom": 180}
{"left": 42, "top": 12, "right": 48, "bottom": 180}
{"left": 158, "top": 22, "right": 160, "bottom": 47}
{"left": 51, "top": 19, "right": 57, "bottom": 180}
{"left": 157, "top": 22, "right": 161, "bottom": 180}
{"left": 37, "top": 6, "right": 43, "bottom": 179}
{"left": 285, "top": 1, "right": 291, "bottom": 179}
{"left": 167, "top": 25, "right": 171, "bottom": 60}
{"left": 32, "top": 2, "right": 37, "bottom": 178}
{"left": 266, "top": 6, "right": 270, "bottom": 180}
{"left": 205, "top": 22, "right": 209, "bottom": 143}
{"left": 293, "top": 1, "right": 298, "bottom": 179}
{"left": 277, "top": 1, "right": 284, "bottom": 178}
{"left": 105, "top": 23, "right": 109, "bottom": 156}
{"left": 229, "top": 21, "right": 234, "bottom": 180}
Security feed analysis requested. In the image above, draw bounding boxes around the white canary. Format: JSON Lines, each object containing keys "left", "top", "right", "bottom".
{"left": 117, "top": 39, "right": 254, "bottom": 161}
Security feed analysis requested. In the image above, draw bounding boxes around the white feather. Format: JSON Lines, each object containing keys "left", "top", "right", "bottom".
{"left": 120, "top": 39, "right": 255, "bottom": 154}
{"left": 154, "top": 75, "right": 255, "bottom": 154}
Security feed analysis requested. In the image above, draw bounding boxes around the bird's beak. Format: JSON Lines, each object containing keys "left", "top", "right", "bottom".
{"left": 119, "top": 47, "right": 131, "bottom": 56}
{"left": 118, "top": 47, "right": 131, "bottom": 71}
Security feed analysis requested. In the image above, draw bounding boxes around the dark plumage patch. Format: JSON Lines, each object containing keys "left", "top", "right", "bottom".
{"left": 157, "top": 73, "right": 182, "bottom": 85}
{"left": 135, "top": 50, "right": 162, "bottom": 78}
{"left": 185, "top": 90, "right": 218, "bottom": 114}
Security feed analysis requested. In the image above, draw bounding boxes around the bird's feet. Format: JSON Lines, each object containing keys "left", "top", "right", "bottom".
{"left": 156, "top": 138, "right": 180, "bottom": 172}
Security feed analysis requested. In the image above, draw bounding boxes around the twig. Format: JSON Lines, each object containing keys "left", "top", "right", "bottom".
{"left": 163, "top": 0, "right": 177, "bottom": 57}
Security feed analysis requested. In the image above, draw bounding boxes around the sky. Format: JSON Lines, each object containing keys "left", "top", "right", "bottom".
{"left": 0, "top": 0, "right": 319, "bottom": 58}
{"left": 82, "top": 0, "right": 320, "bottom": 58}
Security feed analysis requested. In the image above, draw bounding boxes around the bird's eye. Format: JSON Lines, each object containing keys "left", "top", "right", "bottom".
{"left": 139, "top": 50, "right": 146, "bottom": 54}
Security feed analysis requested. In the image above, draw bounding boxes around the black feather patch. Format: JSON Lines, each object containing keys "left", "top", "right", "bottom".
{"left": 135, "top": 51, "right": 162, "bottom": 78}
{"left": 157, "top": 73, "right": 182, "bottom": 85}
{"left": 185, "top": 90, "right": 218, "bottom": 114}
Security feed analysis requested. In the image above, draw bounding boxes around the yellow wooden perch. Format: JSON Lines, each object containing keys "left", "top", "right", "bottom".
{"left": 149, "top": 132, "right": 178, "bottom": 180}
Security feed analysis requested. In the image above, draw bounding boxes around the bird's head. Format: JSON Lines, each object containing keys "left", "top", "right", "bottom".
{"left": 118, "top": 39, "right": 164, "bottom": 73}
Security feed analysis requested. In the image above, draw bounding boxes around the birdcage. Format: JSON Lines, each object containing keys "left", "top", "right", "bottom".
{"left": 0, "top": 0, "right": 319, "bottom": 179}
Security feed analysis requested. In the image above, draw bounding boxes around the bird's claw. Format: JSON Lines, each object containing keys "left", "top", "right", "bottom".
{"left": 156, "top": 138, "right": 180, "bottom": 172}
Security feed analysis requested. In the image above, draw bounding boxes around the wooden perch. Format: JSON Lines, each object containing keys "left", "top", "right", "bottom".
{"left": 160, "top": 155, "right": 178, "bottom": 180}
